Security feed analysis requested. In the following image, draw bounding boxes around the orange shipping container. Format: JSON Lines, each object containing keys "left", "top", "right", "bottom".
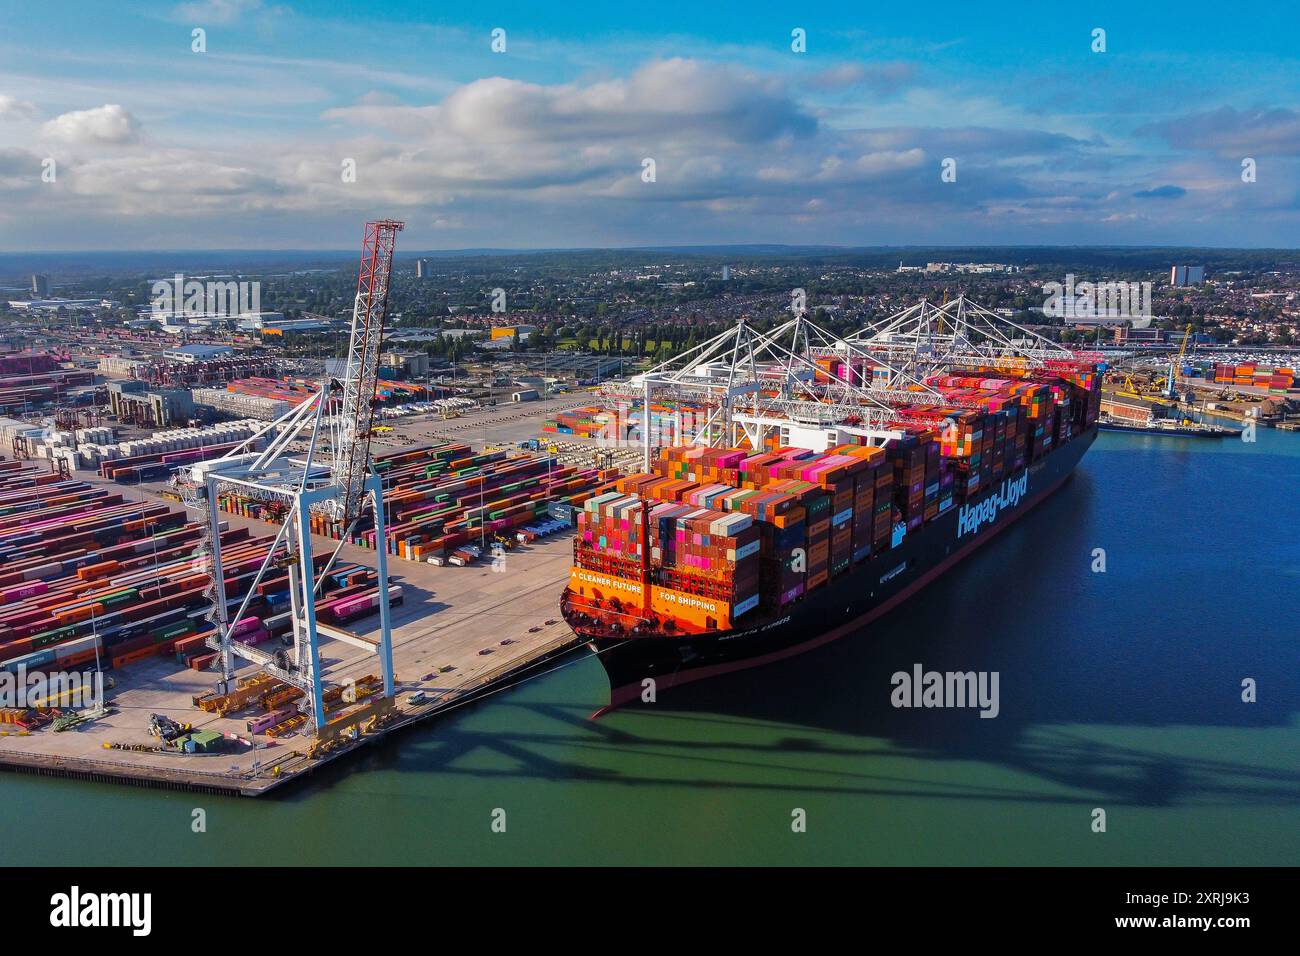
{"left": 650, "top": 584, "right": 733, "bottom": 632}
{"left": 568, "top": 568, "right": 645, "bottom": 606}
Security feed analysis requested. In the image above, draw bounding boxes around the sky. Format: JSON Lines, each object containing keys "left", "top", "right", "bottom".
{"left": 1, "top": 0, "right": 1298, "bottom": 251}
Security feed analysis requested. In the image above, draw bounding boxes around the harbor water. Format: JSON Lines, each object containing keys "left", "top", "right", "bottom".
{"left": 3, "top": 428, "right": 1297, "bottom": 866}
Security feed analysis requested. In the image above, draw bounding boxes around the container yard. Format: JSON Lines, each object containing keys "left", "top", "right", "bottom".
{"left": 0, "top": 353, "right": 100, "bottom": 414}
{"left": 0, "top": 291, "right": 1115, "bottom": 792}
{"left": 218, "top": 440, "right": 614, "bottom": 564}
{"left": 543, "top": 401, "right": 709, "bottom": 445}
{"left": 19, "top": 420, "right": 269, "bottom": 477}
{"left": 1208, "top": 361, "right": 1294, "bottom": 392}
{"left": 0, "top": 385, "right": 612, "bottom": 795}
{"left": 194, "top": 376, "right": 435, "bottom": 422}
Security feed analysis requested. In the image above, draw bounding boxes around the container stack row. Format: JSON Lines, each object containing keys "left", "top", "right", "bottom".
{"left": 1211, "top": 363, "right": 1294, "bottom": 392}
{"left": 0, "top": 462, "right": 395, "bottom": 678}
{"left": 89, "top": 420, "right": 266, "bottom": 480}
{"left": 0, "top": 367, "right": 98, "bottom": 414}
{"left": 222, "top": 376, "right": 431, "bottom": 408}
{"left": 216, "top": 441, "right": 614, "bottom": 563}
{"left": 572, "top": 443, "right": 896, "bottom": 631}
{"left": 543, "top": 401, "right": 708, "bottom": 444}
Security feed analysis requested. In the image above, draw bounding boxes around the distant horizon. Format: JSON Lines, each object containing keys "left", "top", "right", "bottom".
{"left": 5, "top": 242, "right": 1297, "bottom": 286}
{"left": 5, "top": 242, "right": 1300, "bottom": 258}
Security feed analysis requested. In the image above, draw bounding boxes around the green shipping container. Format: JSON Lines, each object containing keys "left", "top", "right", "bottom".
{"left": 190, "top": 730, "right": 223, "bottom": 753}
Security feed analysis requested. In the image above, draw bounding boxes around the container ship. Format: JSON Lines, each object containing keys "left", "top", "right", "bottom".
{"left": 560, "top": 298, "right": 1105, "bottom": 709}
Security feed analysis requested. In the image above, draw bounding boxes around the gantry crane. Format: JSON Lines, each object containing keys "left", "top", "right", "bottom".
{"left": 174, "top": 220, "right": 403, "bottom": 735}
{"left": 600, "top": 295, "right": 1082, "bottom": 467}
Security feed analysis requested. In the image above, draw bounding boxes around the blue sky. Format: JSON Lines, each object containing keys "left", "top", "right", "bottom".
{"left": 1, "top": 0, "right": 1298, "bottom": 250}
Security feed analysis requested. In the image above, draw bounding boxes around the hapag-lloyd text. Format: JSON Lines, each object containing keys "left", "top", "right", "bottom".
{"left": 956, "top": 472, "right": 1029, "bottom": 539}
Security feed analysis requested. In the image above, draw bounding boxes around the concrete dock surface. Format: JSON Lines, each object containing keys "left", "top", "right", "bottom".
{"left": 0, "top": 402, "right": 605, "bottom": 794}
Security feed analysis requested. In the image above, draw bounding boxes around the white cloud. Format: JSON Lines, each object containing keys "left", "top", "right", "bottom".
{"left": 4, "top": 50, "right": 1297, "bottom": 249}
{"left": 171, "top": 0, "right": 275, "bottom": 25}
{"left": 326, "top": 59, "right": 815, "bottom": 147}
{"left": 42, "top": 104, "right": 140, "bottom": 145}
{"left": 0, "top": 94, "right": 37, "bottom": 120}
{"left": 806, "top": 62, "right": 917, "bottom": 94}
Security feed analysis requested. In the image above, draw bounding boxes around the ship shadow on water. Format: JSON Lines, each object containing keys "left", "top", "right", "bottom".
{"left": 287, "top": 463, "right": 1300, "bottom": 812}
{"left": 588, "top": 467, "right": 1299, "bottom": 810}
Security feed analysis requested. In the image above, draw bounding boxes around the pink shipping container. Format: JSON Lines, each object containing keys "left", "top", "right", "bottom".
{"left": 3, "top": 581, "right": 49, "bottom": 601}
{"left": 230, "top": 616, "right": 262, "bottom": 637}
{"left": 247, "top": 706, "right": 297, "bottom": 734}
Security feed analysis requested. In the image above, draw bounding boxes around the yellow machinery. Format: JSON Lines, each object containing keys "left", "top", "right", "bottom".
{"left": 30, "top": 683, "right": 96, "bottom": 708}
{"left": 319, "top": 674, "right": 384, "bottom": 716}
{"left": 197, "top": 673, "right": 278, "bottom": 716}
{"left": 266, "top": 714, "right": 307, "bottom": 738}
{"left": 1118, "top": 373, "right": 1153, "bottom": 398}
{"left": 261, "top": 686, "right": 305, "bottom": 711}
{"left": 307, "top": 695, "right": 396, "bottom": 758}
{"left": 1144, "top": 324, "right": 1194, "bottom": 399}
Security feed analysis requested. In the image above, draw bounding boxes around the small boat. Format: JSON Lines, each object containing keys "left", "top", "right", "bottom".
{"left": 1099, "top": 415, "right": 1234, "bottom": 437}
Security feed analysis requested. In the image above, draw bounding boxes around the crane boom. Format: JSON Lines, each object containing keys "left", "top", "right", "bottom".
{"left": 334, "top": 219, "right": 403, "bottom": 524}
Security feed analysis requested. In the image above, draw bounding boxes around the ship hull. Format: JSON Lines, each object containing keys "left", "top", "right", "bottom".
{"left": 584, "top": 427, "right": 1096, "bottom": 712}
{"left": 1098, "top": 422, "right": 1230, "bottom": 437}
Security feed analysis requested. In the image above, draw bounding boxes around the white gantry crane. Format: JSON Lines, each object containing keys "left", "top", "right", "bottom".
{"left": 602, "top": 310, "right": 942, "bottom": 466}
{"left": 175, "top": 219, "right": 404, "bottom": 735}
{"left": 600, "top": 296, "right": 1094, "bottom": 465}
{"left": 847, "top": 293, "right": 1076, "bottom": 379}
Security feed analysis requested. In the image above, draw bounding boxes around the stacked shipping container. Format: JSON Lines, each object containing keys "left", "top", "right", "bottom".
{"left": 215, "top": 442, "right": 613, "bottom": 563}
{"left": 543, "top": 401, "right": 709, "bottom": 444}
{"left": 0, "top": 463, "right": 394, "bottom": 678}
{"left": 1211, "top": 363, "right": 1295, "bottom": 392}
{"left": 567, "top": 363, "right": 1102, "bottom": 634}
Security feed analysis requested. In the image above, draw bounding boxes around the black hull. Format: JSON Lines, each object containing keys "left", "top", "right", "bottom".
{"left": 1098, "top": 422, "right": 1231, "bottom": 438}
{"left": 585, "top": 427, "right": 1096, "bottom": 711}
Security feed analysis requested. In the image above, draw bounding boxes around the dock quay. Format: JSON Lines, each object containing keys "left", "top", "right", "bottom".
{"left": 0, "top": 521, "right": 589, "bottom": 796}
{"left": 0, "top": 626, "right": 585, "bottom": 796}
{"left": 0, "top": 430, "right": 598, "bottom": 796}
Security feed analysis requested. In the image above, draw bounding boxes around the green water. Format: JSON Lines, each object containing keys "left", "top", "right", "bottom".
{"left": 3, "top": 429, "right": 1297, "bottom": 866}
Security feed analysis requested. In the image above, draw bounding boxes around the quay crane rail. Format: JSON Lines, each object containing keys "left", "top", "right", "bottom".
{"left": 172, "top": 220, "right": 403, "bottom": 735}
